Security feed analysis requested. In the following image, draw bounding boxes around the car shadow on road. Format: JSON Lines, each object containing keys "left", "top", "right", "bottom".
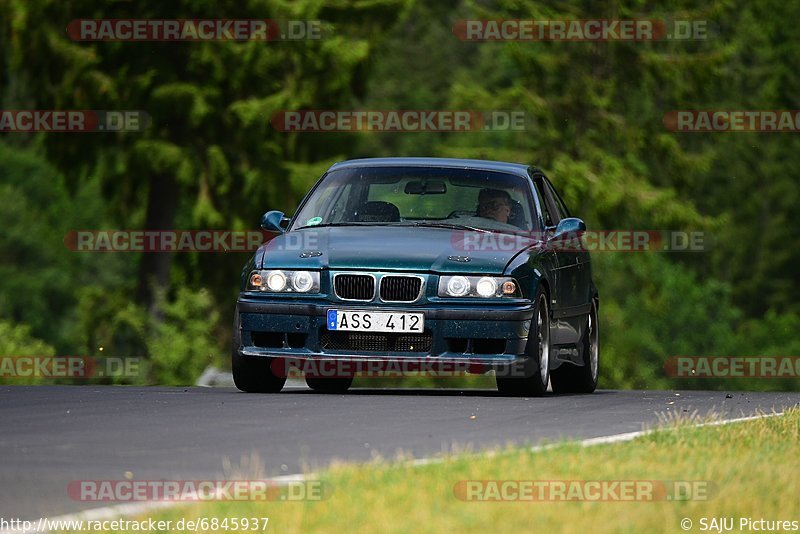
{"left": 280, "top": 387, "right": 617, "bottom": 398}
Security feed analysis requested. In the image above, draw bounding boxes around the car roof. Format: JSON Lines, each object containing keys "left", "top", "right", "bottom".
{"left": 329, "top": 157, "right": 536, "bottom": 178}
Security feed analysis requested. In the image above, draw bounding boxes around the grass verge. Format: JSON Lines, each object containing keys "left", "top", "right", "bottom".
{"left": 58, "top": 408, "right": 799, "bottom": 533}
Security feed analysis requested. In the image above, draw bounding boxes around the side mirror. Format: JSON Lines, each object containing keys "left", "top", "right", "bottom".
{"left": 550, "top": 217, "right": 586, "bottom": 240}
{"left": 261, "top": 210, "right": 290, "bottom": 233}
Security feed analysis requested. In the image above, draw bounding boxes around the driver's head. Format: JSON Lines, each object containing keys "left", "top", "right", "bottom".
{"left": 477, "top": 188, "right": 512, "bottom": 224}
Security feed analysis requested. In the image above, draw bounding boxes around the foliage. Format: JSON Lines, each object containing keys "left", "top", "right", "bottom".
{"left": 146, "top": 287, "right": 220, "bottom": 385}
{"left": 0, "top": 320, "right": 56, "bottom": 385}
{"left": 0, "top": 0, "right": 797, "bottom": 389}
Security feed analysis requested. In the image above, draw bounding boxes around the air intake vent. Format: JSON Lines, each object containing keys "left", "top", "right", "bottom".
{"left": 320, "top": 331, "right": 432, "bottom": 353}
{"left": 380, "top": 276, "right": 423, "bottom": 302}
{"left": 334, "top": 274, "right": 375, "bottom": 301}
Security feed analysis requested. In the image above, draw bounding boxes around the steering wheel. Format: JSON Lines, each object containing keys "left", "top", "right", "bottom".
{"left": 446, "top": 210, "right": 476, "bottom": 219}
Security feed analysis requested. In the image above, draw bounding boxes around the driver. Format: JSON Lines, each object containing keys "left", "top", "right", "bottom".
{"left": 477, "top": 188, "right": 512, "bottom": 224}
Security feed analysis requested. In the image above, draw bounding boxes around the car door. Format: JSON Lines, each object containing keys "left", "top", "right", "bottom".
{"left": 542, "top": 177, "right": 591, "bottom": 312}
{"left": 533, "top": 175, "right": 581, "bottom": 314}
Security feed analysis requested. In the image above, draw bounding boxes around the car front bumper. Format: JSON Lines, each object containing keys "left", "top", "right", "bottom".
{"left": 236, "top": 296, "right": 534, "bottom": 366}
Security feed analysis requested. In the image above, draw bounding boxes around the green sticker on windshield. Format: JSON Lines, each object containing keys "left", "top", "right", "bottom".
{"left": 306, "top": 216, "right": 323, "bottom": 226}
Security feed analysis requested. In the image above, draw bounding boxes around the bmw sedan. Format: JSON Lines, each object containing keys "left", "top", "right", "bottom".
{"left": 232, "top": 157, "right": 599, "bottom": 396}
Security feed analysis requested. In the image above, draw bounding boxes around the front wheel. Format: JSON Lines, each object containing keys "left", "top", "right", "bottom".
{"left": 496, "top": 287, "right": 550, "bottom": 397}
{"left": 550, "top": 299, "right": 599, "bottom": 394}
{"left": 231, "top": 311, "right": 286, "bottom": 393}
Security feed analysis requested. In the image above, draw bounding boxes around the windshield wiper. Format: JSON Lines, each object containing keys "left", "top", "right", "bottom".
{"left": 407, "top": 222, "right": 493, "bottom": 233}
{"left": 296, "top": 221, "right": 498, "bottom": 234}
{"left": 295, "top": 222, "right": 397, "bottom": 230}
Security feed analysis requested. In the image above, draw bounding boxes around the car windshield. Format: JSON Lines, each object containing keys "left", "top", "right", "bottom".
{"left": 292, "top": 166, "right": 534, "bottom": 233}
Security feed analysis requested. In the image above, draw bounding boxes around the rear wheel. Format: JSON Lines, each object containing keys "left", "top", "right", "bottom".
{"left": 305, "top": 376, "right": 354, "bottom": 393}
{"left": 496, "top": 288, "right": 550, "bottom": 397}
{"left": 231, "top": 311, "right": 286, "bottom": 393}
{"left": 550, "top": 299, "right": 599, "bottom": 394}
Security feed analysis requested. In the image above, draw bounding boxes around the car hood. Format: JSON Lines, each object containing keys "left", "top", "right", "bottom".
{"left": 258, "top": 226, "right": 537, "bottom": 274}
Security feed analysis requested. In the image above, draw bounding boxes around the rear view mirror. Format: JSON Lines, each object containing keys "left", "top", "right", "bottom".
{"left": 404, "top": 180, "right": 447, "bottom": 195}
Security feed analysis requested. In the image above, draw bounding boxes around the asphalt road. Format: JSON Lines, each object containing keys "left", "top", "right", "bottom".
{"left": 1, "top": 385, "right": 798, "bottom": 520}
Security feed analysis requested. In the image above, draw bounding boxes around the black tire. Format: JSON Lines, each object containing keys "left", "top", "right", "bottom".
{"left": 496, "top": 287, "right": 550, "bottom": 397}
{"left": 231, "top": 310, "right": 286, "bottom": 393}
{"left": 550, "top": 299, "right": 599, "bottom": 394}
{"left": 305, "top": 375, "right": 354, "bottom": 393}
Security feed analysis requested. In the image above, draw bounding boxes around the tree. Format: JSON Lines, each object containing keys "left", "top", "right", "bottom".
{"left": 1, "top": 0, "right": 405, "bottom": 314}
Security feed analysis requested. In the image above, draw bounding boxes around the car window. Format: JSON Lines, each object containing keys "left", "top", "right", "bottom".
{"left": 532, "top": 179, "right": 555, "bottom": 227}
{"left": 366, "top": 179, "right": 530, "bottom": 221}
{"left": 293, "top": 166, "right": 535, "bottom": 232}
{"left": 328, "top": 183, "right": 354, "bottom": 223}
{"left": 545, "top": 179, "right": 571, "bottom": 220}
{"left": 366, "top": 179, "right": 471, "bottom": 219}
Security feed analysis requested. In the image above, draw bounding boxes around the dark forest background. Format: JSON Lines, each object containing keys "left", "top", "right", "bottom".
{"left": 1, "top": 0, "right": 798, "bottom": 389}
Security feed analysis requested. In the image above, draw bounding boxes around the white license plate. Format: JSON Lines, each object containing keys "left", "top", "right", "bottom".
{"left": 326, "top": 310, "right": 424, "bottom": 333}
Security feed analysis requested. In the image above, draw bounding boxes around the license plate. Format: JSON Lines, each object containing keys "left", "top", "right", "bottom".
{"left": 326, "top": 310, "right": 424, "bottom": 333}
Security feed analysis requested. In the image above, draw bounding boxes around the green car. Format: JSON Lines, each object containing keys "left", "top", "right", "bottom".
{"left": 233, "top": 158, "right": 599, "bottom": 396}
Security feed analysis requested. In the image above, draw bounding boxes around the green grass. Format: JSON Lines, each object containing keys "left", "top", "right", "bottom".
{"left": 59, "top": 408, "right": 799, "bottom": 533}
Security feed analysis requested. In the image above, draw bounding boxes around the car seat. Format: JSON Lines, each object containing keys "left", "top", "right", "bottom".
{"left": 508, "top": 200, "right": 526, "bottom": 229}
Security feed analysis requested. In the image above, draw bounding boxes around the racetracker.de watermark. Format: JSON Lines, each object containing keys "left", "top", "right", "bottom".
{"left": 453, "top": 480, "right": 713, "bottom": 501}
{"left": 271, "top": 359, "right": 489, "bottom": 379}
{"left": 271, "top": 110, "right": 528, "bottom": 132}
{"left": 451, "top": 230, "right": 707, "bottom": 252}
{"left": 0, "top": 110, "right": 149, "bottom": 132}
{"left": 1, "top": 516, "right": 269, "bottom": 533}
{"left": 68, "top": 480, "right": 330, "bottom": 502}
{"left": 65, "top": 230, "right": 266, "bottom": 252}
{"left": 664, "top": 110, "right": 800, "bottom": 132}
{"left": 62, "top": 230, "right": 315, "bottom": 252}
{"left": 453, "top": 19, "right": 709, "bottom": 41}
{"left": 0, "top": 356, "right": 142, "bottom": 379}
{"left": 664, "top": 356, "right": 800, "bottom": 378}
{"left": 67, "top": 19, "right": 322, "bottom": 41}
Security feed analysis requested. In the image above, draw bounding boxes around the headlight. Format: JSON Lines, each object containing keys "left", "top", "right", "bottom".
{"left": 292, "top": 271, "right": 314, "bottom": 292}
{"left": 475, "top": 277, "right": 497, "bottom": 297}
{"left": 446, "top": 276, "right": 471, "bottom": 297}
{"left": 248, "top": 270, "right": 320, "bottom": 293}
{"left": 438, "top": 276, "right": 521, "bottom": 298}
{"left": 266, "top": 271, "right": 287, "bottom": 291}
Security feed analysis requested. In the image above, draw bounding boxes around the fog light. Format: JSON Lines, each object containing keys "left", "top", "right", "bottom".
{"left": 476, "top": 277, "right": 497, "bottom": 297}
{"left": 266, "top": 271, "right": 287, "bottom": 291}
